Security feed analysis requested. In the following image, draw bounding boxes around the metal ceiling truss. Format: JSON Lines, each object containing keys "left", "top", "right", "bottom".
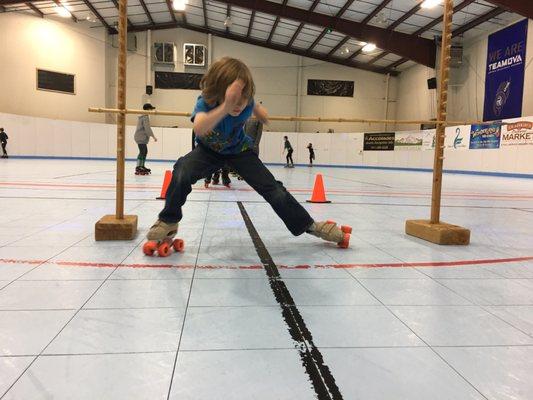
{"left": 0, "top": 0, "right": 526, "bottom": 75}
{"left": 214, "top": 0, "right": 436, "bottom": 68}
{"left": 484, "top": 0, "right": 533, "bottom": 18}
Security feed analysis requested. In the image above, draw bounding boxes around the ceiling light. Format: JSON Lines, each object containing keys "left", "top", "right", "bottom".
{"left": 362, "top": 43, "right": 377, "bottom": 53}
{"left": 173, "top": 0, "right": 187, "bottom": 11}
{"left": 421, "top": 0, "right": 442, "bottom": 9}
{"left": 224, "top": 16, "right": 233, "bottom": 27}
{"left": 55, "top": 4, "right": 71, "bottom": 18}
{"left": 85, "top": 13, "right": 97, "bottom": 23}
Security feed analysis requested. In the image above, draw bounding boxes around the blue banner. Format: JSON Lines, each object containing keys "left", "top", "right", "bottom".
{"left": 470, "top": 124, "right": 501, "bottom": 149}
{"left": 483, "top": 19, "right": 528, "bottom": 121}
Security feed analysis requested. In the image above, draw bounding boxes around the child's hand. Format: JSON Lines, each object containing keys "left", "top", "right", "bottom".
{"left": 223, "top": 80, "right": 244, "bottom": 113}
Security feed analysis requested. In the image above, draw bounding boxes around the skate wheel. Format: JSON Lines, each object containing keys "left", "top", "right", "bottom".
{"left": 337, "top": 233, "right": 350, "bottom": 249}
{"left": 173, "top": 239, "right": 185, "bottom": 252}
{"left": 341, "top": 225, "right": 352, "bottom": 234}
{"left": 326, "top": 220, "right": 337, "bottom": 225}
{"left": 157, "top": 242, "right": 171, "bottom": 257}
{"left": 143, "top": 241, "right": 158, "bottom": 256}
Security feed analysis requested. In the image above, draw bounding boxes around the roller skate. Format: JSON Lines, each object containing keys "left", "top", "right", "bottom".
{"left": 308, "top": 220, "right": 352, "bottom": 248}
{"left": 141, "top": 166, "right": 151, "bottom": 174}
{"left": 143, "top": 220, "right": 185, "bottom": 257}
{"left": 135, "top": 166, "right": 149, "bottom": 175}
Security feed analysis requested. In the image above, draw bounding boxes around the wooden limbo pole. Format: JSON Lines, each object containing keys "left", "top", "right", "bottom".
{"left": 88, "top": 107, "right": 490, "bottom": 127}
{"left": 94, "top": 0, "right": 138, "bottom": 241}
{"left": 405, "top": 0, "right": 470, "bottom": 245}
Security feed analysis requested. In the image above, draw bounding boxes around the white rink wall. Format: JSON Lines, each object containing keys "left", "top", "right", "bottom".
{"left": 0, "top": 111, "right": 532, "bottom": 176}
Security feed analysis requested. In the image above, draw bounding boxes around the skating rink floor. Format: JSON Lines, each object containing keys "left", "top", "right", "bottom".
{"left": 0, "top": 158, "right": 532, "bottom": 400}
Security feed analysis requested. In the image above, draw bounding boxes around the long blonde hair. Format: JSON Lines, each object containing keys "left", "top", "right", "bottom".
{"left": 200, "top": 57, "right": 255, "bottom": 106}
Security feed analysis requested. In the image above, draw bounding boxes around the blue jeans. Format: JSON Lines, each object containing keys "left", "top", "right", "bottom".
{"left": 159, "top": 144, "right": 313, "bottom": 235}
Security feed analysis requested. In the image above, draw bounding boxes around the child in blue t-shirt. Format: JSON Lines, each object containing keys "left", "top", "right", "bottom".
{"left": 146, "top": 57, "right": 351, "bottom": 248}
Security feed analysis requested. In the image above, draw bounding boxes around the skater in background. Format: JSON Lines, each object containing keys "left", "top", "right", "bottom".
{"left": 307, "top": 143, "right": 315, "bottom": 166}
{"left": 283, "top": 135, "right": 294, "bottom": 168}
{"left": 0, "top": 128, "right": 8, "bottom": 158}
{"left": 204, "top": 166, "right": 231, "bottom": 188}
{"left": 145, "top": 57, "right": 351, "bottom": 252}
{"left": 134, "top": 103, "right": 158, "bottom": 175}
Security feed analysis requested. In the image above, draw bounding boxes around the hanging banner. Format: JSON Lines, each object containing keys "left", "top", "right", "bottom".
{"left": 445, "top": 125, "right": 470, "bottom": 150}
{"left": 363, "top": 133, "right": 395, "bottom": 151}
{"left": 394, "top": 131, "right": 423, "bottom": 151}
{"left": 501, "top": 117, "right": 533, "bottom": 146}
{"left": 483, "top": 19, "right": 528, "bottom": 121}
{"left": 469, "top": 124, "right": 501, "bottom": 149}
{"left": 422, "top": 129, "right": 436, "bottom": 151}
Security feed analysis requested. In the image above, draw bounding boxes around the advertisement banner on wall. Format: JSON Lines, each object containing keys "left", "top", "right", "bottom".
{"left": 445, "top": 125, "right": 470, "bottom": 150}
{"left": 363, "top": 132, "right": 395, "bottom": 151}
{"left": 501, "top": 117, "right": 533, "bottom": 146}
{"left": 483, "top": 19, "right": 528, "bottom": 121}
{"left": 469, "top": 124, "right": 502, "bottom": 149}
{"left": 422, "top": 129, "right": 436, "bottom": 151}
{"left": 394, "top": 131, "right": 423, "bottom": 150}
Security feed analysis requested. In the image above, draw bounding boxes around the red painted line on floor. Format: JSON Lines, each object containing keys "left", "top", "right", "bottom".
{"left": 316, "top": 256, "right": 533, "bottom": 269}
{"left": 1, "top": 256, "right": 531, "bottom": 270}
{"left": 2, "top": 181, "right": 533, "bottom": 200}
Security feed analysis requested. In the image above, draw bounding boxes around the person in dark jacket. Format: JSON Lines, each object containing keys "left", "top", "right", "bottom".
{"left": 0, "top": 128, "right": 8, "bottom": 158}
{"left": 283, "top": 136, "right": 294, "bottom": 168}
{"left": 307, "top": 143, "right": 315, "bottom": 166}
{"left": 134, "top": 104, "right": 158, "bottom": 175}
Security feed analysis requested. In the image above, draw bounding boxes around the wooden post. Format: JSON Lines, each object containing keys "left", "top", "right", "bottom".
{"left": 116, "top": 0, "right": 127, "bottom": 219}
{"left": 405, "top": 0, "right": 470, "bottom": 245}
{"left": 94, "top": 0, "right": 138, "bottom": 241}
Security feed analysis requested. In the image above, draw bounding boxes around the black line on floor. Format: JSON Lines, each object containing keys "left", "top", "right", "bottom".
{"left": 237, "top": 201, "right": 343, "bottom": 400}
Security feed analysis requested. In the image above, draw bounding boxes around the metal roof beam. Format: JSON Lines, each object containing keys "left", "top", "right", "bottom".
{"left": 307, "top": 0, "right": 355, "bottom": 53}
{"left": 287, "top": 0, "right": 320, "bottom": 48}
{"left": 215, "top": 0, "right": 436, "bottom": 67}
{"left": 26, "top": 2, "right": 43, "bottom": 17}
{"left": 484, "top": 0, "right": 533, "bottom": 18}
{"left": 126, "top": 21, "right": 399, "bottom": 75}
{"left": 267, "top": 0, "right": 288, "bottom": 44}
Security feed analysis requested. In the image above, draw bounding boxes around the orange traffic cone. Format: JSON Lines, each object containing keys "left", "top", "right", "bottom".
{"left": 306, "top": 174, "right": 331, "bottom": 203}
{"left": 156, "top": 170, "right": 172, "bottom": 200}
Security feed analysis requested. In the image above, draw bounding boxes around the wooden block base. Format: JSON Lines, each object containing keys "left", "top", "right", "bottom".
{"left": 405, "top": 219, "right": 470, "bottom": 245}
{"left": 95, "top": 215, "right": 138, "bottom": 241}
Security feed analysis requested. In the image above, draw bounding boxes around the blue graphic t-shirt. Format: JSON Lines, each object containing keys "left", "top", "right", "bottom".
{"left": 191, "top": 96, "right": 254, "bottom": 154}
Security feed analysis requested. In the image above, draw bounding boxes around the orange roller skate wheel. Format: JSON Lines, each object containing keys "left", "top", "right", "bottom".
{"left": 157, "top": 242, "right": 171, "bottom": 257}
{"left": 341, "top": 225, "right": 352, "bottom": 234}
{"left": 143, "top": 241, "right": 158, "bottom": 256}
{"left": 337, "top": 233, "right": 351, "bottom": 249}
{"left": 173, "top": 239, "right": 185, "bottom": 252}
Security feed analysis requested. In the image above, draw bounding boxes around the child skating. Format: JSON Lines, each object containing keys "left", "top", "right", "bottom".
{"left": 307, "top": 143, "right": 315, "bottom": 166}
{"left": 283, "top": 136, "right": 294, "bottom": 168}
{"left": 134, "top": 103, "right": 157, "bottom": 175}
{"left": 204, "top": 166, "right": 231, "bottom": 188}
{"left": 0, "top": 128, "right": 8, "bottom": 158}
{"left": 144, "top": 57, "right": 351, "bottom": 257}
